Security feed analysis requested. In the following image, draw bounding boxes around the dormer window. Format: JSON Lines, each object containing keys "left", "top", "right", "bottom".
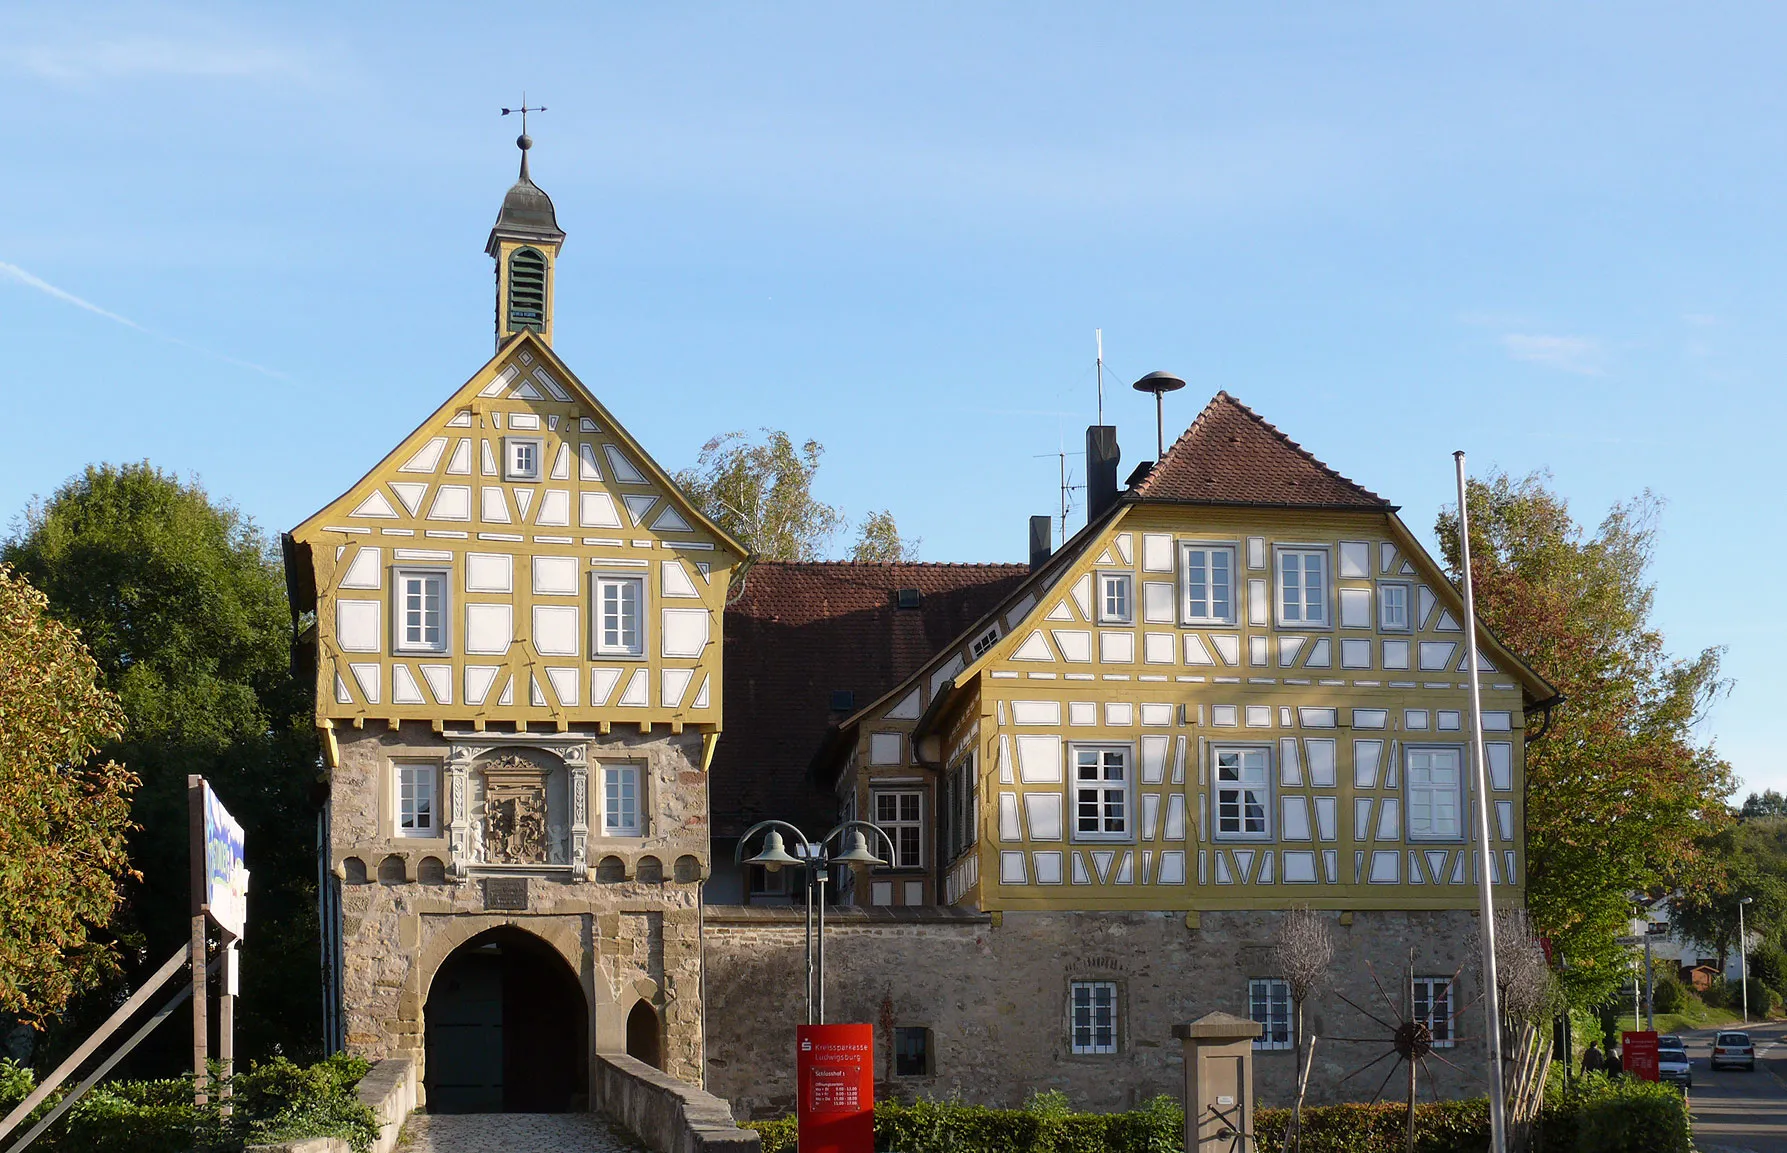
{"left": 504, "top": 437, "right": 543, "bottom": 482}
{"left": 507, "top": 247, "right": 548, "bottom": 332}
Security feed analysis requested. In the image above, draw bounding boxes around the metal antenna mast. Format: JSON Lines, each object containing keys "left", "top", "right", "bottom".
{"left": 1095, "top": 328, "right": 1105, "bottom": 427}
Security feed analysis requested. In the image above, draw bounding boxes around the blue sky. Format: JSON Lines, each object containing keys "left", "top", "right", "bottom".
{"left": 1, "top": 4, "right": 1780, "bottom": 793}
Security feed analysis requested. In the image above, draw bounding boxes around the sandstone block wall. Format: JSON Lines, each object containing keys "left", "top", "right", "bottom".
{"left": 702, "top": 906, "right": 1483, "bottom": 1119}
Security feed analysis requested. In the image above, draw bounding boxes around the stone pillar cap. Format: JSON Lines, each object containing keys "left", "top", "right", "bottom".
{"left": 1173, "top": 1011, "right": 1263, "bottom": 1041}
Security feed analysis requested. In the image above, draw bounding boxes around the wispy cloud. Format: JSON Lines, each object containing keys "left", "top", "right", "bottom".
{"left": 0, "top": 261, "right": 285, "bottom": 379}
{"left": 2, "top": 34, "right": 315, "bottom": 85}
{"left": 1500, "top": 333, "right": 1604, "bottom": 377}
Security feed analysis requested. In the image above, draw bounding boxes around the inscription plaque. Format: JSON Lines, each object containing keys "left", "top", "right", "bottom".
{"left": 483, "top": 876, "right": 529, "bottom": 911}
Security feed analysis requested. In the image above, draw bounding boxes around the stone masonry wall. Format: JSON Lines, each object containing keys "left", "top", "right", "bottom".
{"left": 332, "top": 723, "right": 710, "bottom": 1093}
{"left": 703, "top": 906, "right": 1484, "bottom": 1119}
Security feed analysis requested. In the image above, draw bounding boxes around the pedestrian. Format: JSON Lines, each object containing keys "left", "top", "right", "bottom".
{"left": 1605, "top": 1045, "right": 1623, "bottom": 1079}
{"left": 1583, "top": 1041, "right": 1604, "bottom": 1075}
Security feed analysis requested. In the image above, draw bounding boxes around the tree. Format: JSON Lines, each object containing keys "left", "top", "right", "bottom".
{"left": 1436, "top": 472, "right": 1734, "bottom": 1005}
{"left": 1742, "top": 791, "right": 1787, "bottom": 820}
{"left": 5, "top": 463, "right": 320, "bottom": 1070}
{"left": 0, "top": 566, "right": 137, "bottom": 1026}
{"left": 850, "top": 510, "right": 918, "bottom": 562}
{"left": 1273, "top": 907, "right": 1332, "bottom": 1153}
{"left": 674, "top": 430, "right": 844, "bottom": 561}
{"left": 1670, "top": 817, "right": 1787, "bottom": 969}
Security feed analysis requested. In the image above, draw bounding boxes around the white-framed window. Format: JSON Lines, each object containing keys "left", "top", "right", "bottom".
{"left": 969, "top": 625, "right": 1000, "bottom": 659}
{"left": 504, "top": 436, "right": 543, "bottom": 481}
{"left": 393, "top": 569, "right": 448, "bottom": 653}
{"left": 1069, "top": 981, "right": 1118, "bottom": 1055}
{"left": 1098, "top": 572, "right": 1133, "bottom": 624}
{"left": 1413, "top": 976, "right": 1456, "bottom": 1048}
{"left": 1214, "top": 746, "right": 1272, "bottom": 840}
{"left": 1379, "top": 582, "right": 1412, "bottom": 632}
{"left": 1249, "top": 978, "right": 1292, "bottom": 1051}
{"left": 1072, "top": 745, "right": 1130, "bottom": 841}
{"left": 1181, "top": 544, "right": 1236, "bottom": 624}
{"left": 873, "top": 789, "right": 925, "bottom": 869}
{"left": 1276, "top": 547, "right": 1329, "bottom": 626}
{"left": 395, "top": 762, "right": 438, "bottom": 837}
{"left": 1406, "top": 746, "right": 1464, "bottom": 841}
{"left": 594, "top": 575, "right": 645, "bottom": 657}
{"left": 602, "top": 763, "right": 643, "bottom": 836}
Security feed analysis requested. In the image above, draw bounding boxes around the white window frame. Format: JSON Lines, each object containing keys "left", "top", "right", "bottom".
{"left": 392, "top": 568, "right": 449, "bottom": 654}
{"left": 394, "top": 761, "right": 439, "bottom": 838}
{"left": 504, "top": 436, "right": 544, "bottom": 482}
{"left": 872, "top": 788, "right": 926, "bottom": 869}
{"left": 601, "top": 763, "right": 644, "bottom": 837}
{"left": 1214, "top": 744, "right": 1273, "bottom": 841}
{"left": 1070, "top": 743, "right": 1132, "bottom": 842}
{"left": 1180, "top": 543, "right": 1237, "bottom": 625}
{"left": 1275, "top": 546, "right": 1331, "bottom": 628}
{"left": 1405, "top": 745, "right": 1465, "bottom": 842}
{"left": 1097, "top": 571, "right": 1133, "bottom": 625}
{"left": 1378, "top": 581, "right": 1413, "bottom": 632}
{"left": 1249, "top": 978, "right": 1293, "bottom": 1051}
{"left": 1069, "top": 980, "right": 1119, "bottom": 1055}
{"left": 592, "top": 573, "right": 646, "bottom": 658}
{"left": 1412, "top": 976, "right": 1456, "bottom": 1048}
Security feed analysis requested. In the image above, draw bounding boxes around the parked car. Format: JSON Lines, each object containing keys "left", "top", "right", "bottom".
{"left": 1659, "top": 1033, "right": 1684, "bottom": 1050}
{"left": 1658, "top": 1045, "right": 1691, "bottom": 1088}
{"left": 1712, "top": 1031, "right": 1756, "bottom": 1071}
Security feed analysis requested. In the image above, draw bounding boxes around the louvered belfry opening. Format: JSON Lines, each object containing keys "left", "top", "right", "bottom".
{"left": 507, "top": 247, "right": 548, "bottom": 331}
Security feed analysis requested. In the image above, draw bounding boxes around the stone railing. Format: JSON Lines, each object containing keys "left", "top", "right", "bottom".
{"left": 246, "top": 1056, "right": 416, "bottom": 1153}
{"left": 594, "top": 1052, "right": 760, "bottom": 1153}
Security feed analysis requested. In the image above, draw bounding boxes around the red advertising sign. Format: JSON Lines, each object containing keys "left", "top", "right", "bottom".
{"left": 796, "top": 1023, "right": 874, "bottom": 1153}
{"left": 1623, "top": 1030, "right": 1660, "bottom": 1082}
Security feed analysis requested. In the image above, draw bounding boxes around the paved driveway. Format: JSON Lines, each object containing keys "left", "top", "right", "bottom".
{"left": 1680, "top": 1020, "right": 1787, "bottom": 1153}
{"left": 400, "top": 1112, "right": 646, "bottom": 1152}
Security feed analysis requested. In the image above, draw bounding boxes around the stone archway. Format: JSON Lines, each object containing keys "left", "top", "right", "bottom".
{"left": 423, "top": 926, "right": 588, "bottom": 1113}
{"left": 625, "top": 999, "right": 662, "bottom": 1070}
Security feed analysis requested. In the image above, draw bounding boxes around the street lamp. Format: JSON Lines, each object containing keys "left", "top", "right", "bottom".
{"left": 1740, "top": 896, "right": 1755, "bottom": 1026}
{"left": 737, "top": 819, "right": 895, "bottom": 1025}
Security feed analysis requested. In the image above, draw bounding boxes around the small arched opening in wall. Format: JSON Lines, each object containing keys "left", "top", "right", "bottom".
{"left": 423, "top": 926, "right": 588, "bottom": 1113}
{"left": 417, "top": 856, "right": 448, "bottom": 885}
{"left": 625, "top": 999, "right": 662, "bottom": 1070}
{"left": 377, "top": 854, "right": 407, "bottom": 884}
{"left": 342, "top": 857, "right": 368, "bottom": 884}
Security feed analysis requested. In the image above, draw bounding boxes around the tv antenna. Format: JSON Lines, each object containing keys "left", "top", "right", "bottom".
{"left": 1095, "top": 328, "right": 1105, "bottom": 426}
{"left": 1034, "top": 440, "right": 1085, "bottom": 546}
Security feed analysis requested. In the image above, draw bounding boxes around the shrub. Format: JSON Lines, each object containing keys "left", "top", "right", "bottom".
{"left": 1544, "top": 1074, "right": 1691, "bottom": 1153}
{"left": 1749, "top": 943, "right": 1787, "bottom": 993}
{"left": 1649, "top": 974, "right": 1686, "bottom": 1014}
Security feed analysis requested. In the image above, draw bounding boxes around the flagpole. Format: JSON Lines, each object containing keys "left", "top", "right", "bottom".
{"left": 1454, "top": 451, "right": 1507, "bottom": 1153}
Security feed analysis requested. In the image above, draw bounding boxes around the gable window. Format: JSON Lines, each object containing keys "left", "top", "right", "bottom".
{"left": 970, "top": 625, "right": 1001, "bottom": 659}
{"left": 1249, "top": 978, "right": 1292, "bottom": 1051}
{"left": 1069, "top": 981, "right": 1118, "bottom": 1054}
{"left": 1379, "top": 582, "right": 1412, "bottom": 631}
{"left": 1182, "top": 544, "right": 1235, "bottom": 624}
{"left": 873, "top": 789, "right": 925, "bottom": 869}
{"left": 1406, "top": 747, "right": 1463, "bottom": 840}
{"left": 1072, "top": 745, "right": 1130, "bottom": 841}
{"left": 594, "top": 575, "right": 645, "bottom": 657}
{"left": 1412, "top": 977, "right": 1455, "bottom": 1048}
{"left": 1214, "top": 746, "right": 1271, "bottom": 840}
{"left": 393, "top": 570, "right": 447, "bottom": 653}
{"left": 602, "top": 764, "right": 643, "bottom": 836}
{"left": 1277, "top": 548, "right": 1329, "bottom": 626}
{"left": 1098, "top": 573, "right": 1133, "bottom": 624}
{"left": 504, "top": 437, "right": 543, "bottom": 481}
{"left": 395, "top": 762, "right": 437, "bottom": 837}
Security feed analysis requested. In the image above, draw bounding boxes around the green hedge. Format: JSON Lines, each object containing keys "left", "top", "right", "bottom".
{"left": 0, "top": 1054, "right": 380, "bottom": 1153}
{"left": 742, "top": 1076, "right": 1686, "bottom": 1153}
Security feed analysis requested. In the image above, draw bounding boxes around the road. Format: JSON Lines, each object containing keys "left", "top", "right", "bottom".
{"left": 1677, "top": 1020, "right": 1787, "bottom": 1153}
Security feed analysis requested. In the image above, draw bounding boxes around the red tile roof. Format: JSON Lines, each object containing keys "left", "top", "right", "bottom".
{"left": 1133, "top": 391, "right": 1393, "bottom": 509}
{"left": 711, "top": 561, "right": 1029, "bottom": 839}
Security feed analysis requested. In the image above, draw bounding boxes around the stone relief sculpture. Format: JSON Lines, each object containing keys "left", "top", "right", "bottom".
{"left": 479, "top": 753, "right": 555, "bottom": 865}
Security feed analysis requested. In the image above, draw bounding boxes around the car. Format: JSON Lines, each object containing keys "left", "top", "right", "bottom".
{"left": 1711, "top": 1030, "right": 1756, "bottom": 1071}
{"left": 1657, "top": 1045, "right": 1691, "bottom": 1088}
{"left": 1659, "top": 1034, "right": 1684, "bottom": 1050}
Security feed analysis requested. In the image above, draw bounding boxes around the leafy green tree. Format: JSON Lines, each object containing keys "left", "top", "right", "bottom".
{"left": 5, "top": 464, "right": 320, "bottom": 1070}
{"left": 0, "top": 566, "right": 137, "bottom": 1026}
{"left": 850, "top": 510, "right": 917, "bottom": 562}
{"left": 675, "top": 430, "right": 844, "bottom": 561}
{"left": 1671, "top": 817, "right": 1787, "bottom": 970}
{"left": 1436, "top": 472, "right": 1734, "bottom": 1005}
{"left": 1742, "top": 790, "right": 1787, "bottom": 819}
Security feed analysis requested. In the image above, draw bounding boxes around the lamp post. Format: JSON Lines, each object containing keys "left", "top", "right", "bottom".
{"left": 1740, "top": 896, "right": 1755, "bottom": 1026}
{"left": 736, "top": 819, "right": 895, "bottom": 1025}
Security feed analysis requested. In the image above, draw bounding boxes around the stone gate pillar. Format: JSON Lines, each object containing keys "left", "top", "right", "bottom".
{"left": 1173, "top": 1011, "right": 1262, "bottom": 1152}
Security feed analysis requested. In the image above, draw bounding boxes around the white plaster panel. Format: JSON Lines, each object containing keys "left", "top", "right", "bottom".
{"left": 1297, "top": 708, "right": 1337, "bottom": 729}
{"left": 1247, "top": 537, "right": 1266, "bottom": 569}
{"left": 1339, "top": 587, "right": 1372, "bottom": 628}
{"left": 661, "top": 667, "right": 693, "bottom": 708}
{"left": 589, "top": 668, "right": 623, "bottom": 707}
{"left": 1277, "top": 636, "right": 1305, "bottom": 667}
{"left": 1210, "top": 635, "right": 1240, "bottom": 665}
{"left": 1139, "top": 703, "right": 1172, "bottom": 727}
{"left": 1370, "top": 850, "right": 1400, "bottom": 883}
{"left": 1164, "top": 794, "right": 1187, "bottom": 840}
{"left": 1099, "top": 631, "right": 1135, "bottom": 663}
{"left": 339, "top": 547, "right": 381, "bottom": 590}
{"left": 391, "top": 664, "right": 423, "bottom": 704}
{"left": 1070, "top": 574, "right": 1093, "bottom": 620}
{"left": 1248, "top": 579, "right": 1268, "bottom": 626}
{"left": 480, "top": 487, "right": 511, "bottom": 523}
{"left": 1051, "top": 630, "right": 1091, "bottom": 661}
{"left": 1249, "top": 636, "right": 1269, "bottom": 666}
{"left": 1382, "top": 639, "right": 1411, "bottom": 669}
{"left": 1496, "top": 800, "right": 1514, "bottom": 842}
{"left": 532, "top": 555, "right": 580, "bottom": 595}
{"left": 390, "top": 482, "right": 427, "bottom": 516}
{"left": 1068, "top": 701, "right": 1097, "bottom": 726}
{"left": 1245, "top": 705, "right": 1271, "bottom": 728}
{"left": 1279, "top": 738, "right": 1302, "bottom": 785}
{"left": 1000, "top": 852, "right": 1027, "bottom": 885}
{"left": 400, "top": 436, "right": 448, "bottom": 473}
{"left": 1437, "top": 710, "right": 1462, "bottom": 731}
{"left": 618, "top": 668, "right": 649, "bottom": 706}
{"left": 1012, "top": 632, "right": 1055, "bottom": 661}
{"left": 1306, "top": 739, "right": 1337, "bottom": 786}
{"left": 464, "top": 603, "right": 513, "bottom": 654}
{"left": 419, "top": 664, "right": 452, "bottom": 704}
{"left": 1143, "top": 632, "right": 1175, "bottom": 664}
{"left": 532, "top": 605, "right": 580, "bottom": 655}
{"left": 535, "top": 489, "right": 571, "bottom": 526}
{"left": 1183, "top": 634, "right": 1214, "bottom": 665}
{"left": 579, "top": 492, "right": 623, "bottom": 528}
{"left": 1142, "top": 581, "right": 1175, "bottom": 622}
{"left": 661, "top": 608, "right": 711, "bottom": 657}
{"left": 1158, "top": 850, "right": 1186, "bottom": 884}
{"left": 1419, "top": 641, "right": 1458, "bottom": 671}
{"left": 546, "top": 666, "right": 580, "bottom": 707}
{"left": 869, "top": 733, "right": 904, "bottom": 764}
{"left": 1015, "top": 735, "right": 1063, "bottom": 783}
{"left": 465, "top": 553, "right": 513, "bottom": 593}
{"left": 464, "top": 665, "right": 500, "bottom": 705}
{"left": 1353, "top": 739, "right": 1384, "bottom": 788}
{"left": 1212, "top": 705, "right": 1238, "bottom": 727}
{"left": 1281, "top": 796, "right": 1311, "bottom": 841}
{"left": 351, "top": 490, "right": 398, "bottom": 519}
{"left": 335, "top": 600, "right": 380, "bottom": 653}
{"left": 1142, "top": 533, "right": 1173, "bottom": 572}
{"left": 1105, "top": 701, "right": 1133, "bottom": 727}
{"left": 1340, "top": 639, "right": 1372, "bottom": 669}
{"left": 1011, "top": 700, "right": 1061, "bottom": 725}
{"left": 887, "top": 688, "right": 923, "bottom": 720}
{"left": 1487, "top": 742, "right": 1513, "bottom": 791}
{"left": 1304, "top": 637, "right": 1331, "bottom": 668}
{"left": 1024, "top": 793, "right": 1063, "bottom": 841}
{"left": 660, "top": 560, "right": 700, "bottom": 599}
{"left": 1338, "top": 541, "right": 1371, "bottom": 579}
{"left": 998, "top": 793, "right": 1022, "bottom": 841}
{"left": 603, "top": 444, "right": 646, "bottom": 484}
{"left": 428, "top": 485, "right": 471, "bottom": 521}
{"left": 1033, "top": 851, "right": 1064, "bottom": 884}
{"left": 1352, "top": 709, "right": 1388, "bottom": 730}
{"left": 1141, "top": 736, "right": 1169, "bottom": 783}
{"left": 1313, "top": 796, "right": 1337, "bottom": 841}
{"left": 1376, "top": 798, "right": 1401, "bottom": 840}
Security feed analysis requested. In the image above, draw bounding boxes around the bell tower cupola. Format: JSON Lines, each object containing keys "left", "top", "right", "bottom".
{"left": 486, "top": 116, "right": 565, "bottom": 349}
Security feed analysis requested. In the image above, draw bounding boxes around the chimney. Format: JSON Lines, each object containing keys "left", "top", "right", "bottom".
{"left": 1028, "top": 515, "right": 1053, "bottom": 572}
{"left": 1086, "top": 425, "right": 1121, "bottom": 522}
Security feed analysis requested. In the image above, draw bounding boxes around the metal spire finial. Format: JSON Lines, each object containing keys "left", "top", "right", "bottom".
{"left": 501, "top": 95, "right": 547, "bottom": 179}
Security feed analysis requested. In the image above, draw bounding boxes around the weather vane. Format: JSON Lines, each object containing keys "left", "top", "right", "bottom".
{"left": 501, "top": 95, "right": 547, "bottom": 138}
